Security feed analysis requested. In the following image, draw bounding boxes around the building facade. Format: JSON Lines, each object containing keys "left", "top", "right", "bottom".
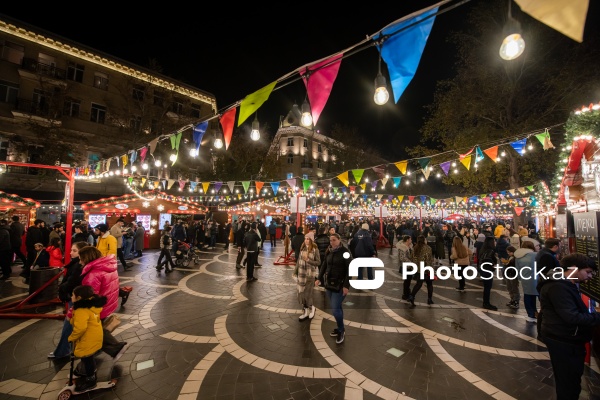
{"left": 0, "top": 15, "right": 217, "bottom": 199}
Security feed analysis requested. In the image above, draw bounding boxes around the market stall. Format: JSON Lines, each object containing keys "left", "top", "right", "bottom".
{"left": 0, "top": 190, "right": 41, "bottom": 227}
{"left": 81, "top": 192, "right": 208, "bottom": 249}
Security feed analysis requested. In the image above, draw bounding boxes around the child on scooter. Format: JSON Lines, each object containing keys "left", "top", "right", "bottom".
{"left": 68, "top": 285, "right": 106, "bottom": 392}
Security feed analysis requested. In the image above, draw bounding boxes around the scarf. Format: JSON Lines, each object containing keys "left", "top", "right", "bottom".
{"left": 296, "top": 247, "right": 319, "bottom": 291}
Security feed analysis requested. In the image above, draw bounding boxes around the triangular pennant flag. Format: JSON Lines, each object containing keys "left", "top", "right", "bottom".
{"left": 168, "top": 179, "right": 176, "bottom": 189}
{"left": 514, "top": 206, "right": 525, "bottom": 216}
{"left": 430, "top": 197, "right": 437, "bottom": 206}
{"left": 214, "top": 182, "right": 223, "bottom": 193}
{"left": 483, "top": 146, "right": 499, "bottom": 162}
{"left": 337, "top": 171, "right": 349, "bottom": 187}
{"left": 190, "top": 181, "right": 197, "bottom": 191}
{"left": 422, "top": 167, "right": 431, "bottom": 180}
{"left": 301, "top": 54, "right": 343, "bottom": 126}
{"left": 351, "top": 169, "right": 364, "bottom": 184}
{"left": 130, "top": 150, "right": 138, "bottom": 164}
{"left": 419, "top": 195, "right": 427, "bottom": 204}
{"left": 161, "top": 180, "right": 167, "bottom": 190}
{"left": 220, "top": 108, "right": 237, "bottom": 150}
{"left": 193, "top": 121, "right": 208, "bottom": 152}
{"left": 392, "top": 177, "right": 401, "bottom": 187}
{"left": 395, "top": 161, "right": 408, "bottom": 175}
{"left": 238, "top": 81, "right": 278, "bottom": 126}
{"left": 475, "top": 146, "right": 484, "bottom": 162}
{"left": 333, "top": 187, "right": 339, "bottom": 195}
{"left": 178, "top": 180, "right": 186, "bottom": 190}
{"left": 141, "top": 177, "right": 147, "bottom": 187}
{"left": 202, "top": 182, "right": 210, "bottom": 193}
{"left": 483, "top": 197, "right": 491, "bottom": 205}
{"left": 398, "top": 195, "right": 405, "bottom": 203}
{"left": 286, "top": 178, "right": 296, "bottom": 190}
{"left": 302, "top": 179, "right": 312, "bottom": 192}
{"left": 254, "top": 181, "right": 264, "bottom": 194}
{"left": 381, "top": 177, "right": 388, "bottom": 187}
{"left": 372, "top": 165, "right": 386, "bottom": 179}
{"left": 408, "top": 196, "right": 415, "bottom": 203}
{"left": 359, "top": 183, "right": 366, "bottom": 191}
{"left": 148, "top": 138, "right": 159, "bottom": 155}
{"left": 371, "top": 181, "right": 378, "bottom": 190}
{"left": 154, "top": 181, "right": 160, "bottom": 189}
{"left": 139, "top": 146, "right": 148, "bottom": 163}
{"left": 241, "top": 181, "right": 251, "bottom": 193}
{"left": 440, "top": 161, "right": 451, "bottom": 176}
{"left": 510, "top": 138, "right": 527, "bottom": 156}
{"left": 527, "top": 185, "right": 534, "bottom": 191}
{"left": 121, "top": 155, "right": 128, "bottom": 167}
{"left": 455, "top": 196, "right": 462, "bottom": 204}
{"left": 374, "top": 5, "right": 438, "bottom": 103}
{"left": 515, "top": 0, "right": 589, "bottom": 42}
{"left": 349, "top": 186, "right": 356, "bottom": 193}
{"left": 417, "top": 158, "right": 430, "bottom": 170}
{"left": 270, "top": 181, "right": 280, "bottom": 194}
{"left": 227, "top": 181, "right": 236, "bottom": 193}
{"left": 460, "top": 155, "right": 472, "bottom": 170}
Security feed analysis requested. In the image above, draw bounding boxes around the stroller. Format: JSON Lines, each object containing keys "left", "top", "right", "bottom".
{"left": 174, "top": 241, "right": 199, "bottom": 267}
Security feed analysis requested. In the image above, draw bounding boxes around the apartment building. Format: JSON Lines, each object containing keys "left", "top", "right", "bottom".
{"left": 0, "top": 15, "right": 217, "bottom": 200}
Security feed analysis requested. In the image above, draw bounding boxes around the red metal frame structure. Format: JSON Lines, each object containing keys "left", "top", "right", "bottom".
{"left": 274, "top": 250, "right": 296, "bottom": 266}
{"left": 0, "top": 161, "right": 75, "bottom": 320}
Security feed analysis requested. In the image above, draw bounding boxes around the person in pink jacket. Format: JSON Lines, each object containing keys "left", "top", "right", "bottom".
{"left": 77, "top": 247, "right": 127, "bottom": 361}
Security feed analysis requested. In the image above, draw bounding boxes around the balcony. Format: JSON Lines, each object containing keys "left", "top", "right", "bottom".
{"left": 14, "top": 98, "right": 51, "bottom": 117}
{"left": 20, "top": 58, "right": 67, "bottom": 80}
{"left": 301, "top": 162, "right": 313, "bottom": 169}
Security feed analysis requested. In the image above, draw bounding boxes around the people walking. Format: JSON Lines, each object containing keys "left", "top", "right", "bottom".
{"left": 243, "top": 223, "right": 261, "bottom": 282}
{"left": 268, "top": 220, "right": 277, "bottom": 247}
{"left": 133, "top": 222, "right": 145, "bottom": 257}
{"left": 316, "top": 233, "right": 351, "bottom": 344}
{"left": 451, "top": 236, "right": 471, "bottom": 292}
{"left": 478, "top": 236, "right": 499, "bottom": 310}
{"left": 515, "top": 241, "right": 538, "bottom": 321}
{"left": 293, "top": 232, "right": 320, "bottom": 321}
{"left": 9, "top": 215, "right": 26, "bottom": 267}
{"left": 408, "top": 235, "right": 435, "bottom": 306}
{"left": 156, "top": 226, "right": 175, "bottom": 273}
{"left": 502, "top": 246, "right": 519, "bottom": 309}
{"left": 396, "top": 235, "right": 414, "bottom": 300}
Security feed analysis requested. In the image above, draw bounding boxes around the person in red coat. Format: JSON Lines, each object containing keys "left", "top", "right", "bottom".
{"left": 77, "top": 246, "right": 127, "bottom": 360}
{"left": 46, "top": 237, "right": 63, "bottom": 267}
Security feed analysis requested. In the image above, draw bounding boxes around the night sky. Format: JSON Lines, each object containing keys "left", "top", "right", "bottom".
{"left": 0, "top": 1, "right": 466, "bottom": 160}
{"left": 2, "top": 1, "right": 595, "bottom": 163}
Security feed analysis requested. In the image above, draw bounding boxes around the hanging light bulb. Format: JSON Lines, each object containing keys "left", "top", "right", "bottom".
{"left": 142, "top": 163, "right": 148, "bottom": 170}
{"left": 499, "top": 0, "right": 525, "bottom": 60}
{"left": 189, "top": 148, "right": 197, "bottom": 157}
{"left": 250, "top": 114, "right": 260, "bottom": 141}
{"left": 214, "top": 137, "right": 223, "bottom": 149}
{"left": 154, "top": 159, "right": 161, "bottom": 167}
{"left": 373, "top": 53, "right": 389, "bottom": 105}
{"left": 169, "top": 154, "right": 177, "bottom": 162}
{"left": 300, "top": 99, "right": 313, "bottom": 127}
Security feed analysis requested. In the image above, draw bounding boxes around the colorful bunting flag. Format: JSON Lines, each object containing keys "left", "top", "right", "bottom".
{"left": 255, "top": 181, "right": 264, "bottom": 194}
{"left": 193, "top": 121, "right": 208, "bottom": 152}
{"left": 440, "top": 161, "right": 451, "bottom": 176}
{"left": 417, "top": 158, "right": 430, "bottom": 170}
{"left": 270, "top": 181, "right": 280, "bottom": 194}
{"left": 214, "top": 182, "right": 223, "bottom": 193}
{"left": 395, "top": 161, "right": 408, "bottom": 175}
{"left": 301, "top": 54, "right": 343, "bottom": 126}
{"left": 241, "top": 181, "right": 251, "bottom": 193}
{"left": 238, "top": 81, "right": 278, "bottom": 127}
{"left": 286, "top": 178, "right": 297, "bottom": 190}
{"left": 460, "top": 155, "right": 472, "bottom": 170}
{"left": 202, "top": 182, "right": 210, "bottom": 193}
{"left": 392, "top": 177, "right": 401, "bottom": 187}
{"left": 337, "top": 171, "right": 349, "bottom": 186}
{"left": 351, "top": 169, "right": 365, "bottom": 184}
{"left": 220, "top": 108, "right": 236, "bottom": 150}
{"left": 302, "top": 179, "right": 312, "bottom": 192}
{"left": 483, "top": 146, "right": 499, "bottom": 162}
{"left": 510, "top": 138, "right": 527, "bottom": 156}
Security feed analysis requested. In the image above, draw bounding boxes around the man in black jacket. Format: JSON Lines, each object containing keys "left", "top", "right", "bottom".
{"left": 20, "top": 219, "right": 45, "bottom": 282}
{"left": 243, "top": 223, "right": 261, "bottom": 281}
{"left": 536, "top": 237, "right": 561, "bottom": 276}
{"left": 0, "top": 219, "right": 12, "bottom": 279}
{"left": 9, "top": 215, "right": 26, "bottom": 266}
{"left": 315, "top": 226, "right": 331, "bottom": 263}
{"left": 291, "top": 227, "right": 305, "bottom": 262}
{"left": 538, "top": 253, "right": 600, "bottom": 400}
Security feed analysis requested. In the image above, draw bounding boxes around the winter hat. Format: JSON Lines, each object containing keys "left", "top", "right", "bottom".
{"left": 476, "top": 233, "right": 486, "bottom": 242}
{"left": 305, "top": 232, "right": 315, "bottom": 241}
{"left": 95, "top": 223, "right": 109, "bottom": 233}
{"left": 361, "top": 223, "right": 369, "bottom": 230}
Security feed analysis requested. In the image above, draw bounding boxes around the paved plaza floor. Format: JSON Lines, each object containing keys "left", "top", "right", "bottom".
{"left": 1, "top": 243, "right": 600, "bottom": 400}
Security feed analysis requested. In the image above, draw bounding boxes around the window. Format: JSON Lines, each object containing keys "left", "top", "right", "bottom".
{"left": 287, "top": 138, "right": 294, "bottom": 147}
{"left": 0, "top": 140, "right": 8, "bottom": 161}
{"left": 287, "top": 173, "right": 294, "bottom": 179}
{"left": 318, "top": 144, "right": 322, "bottom": 153}
{"left": 303, "top": 138, "right": 308, "bottom": 148}
{"left": 37, "top": 53, "right": 56, "bottom": 75}
{"left": 190, "top": 103, "right": 201, "bottom": 118}
{"left": 302, "top": 174, "right": 308, "bottom": 180}
{"left": 153, "top": 91, "right": 164, "bottom": 106}
{"left": 317, "top": 159, "right": 323, "bottom": 169}
{"left": 32, "top": 89, "right": 50, "bottom": 114}
{"left": 0, "top": 80, "right": 18, "bottom": 104}
{"left": 171, "top": 98, "right": 184, "bottom": 114}
{"left": 93, "top": 72, "right": 108, "bottom": 90}
{"left": 130, "top": 116, "right": 142, "bottom": 132}
{"left": 287, "top": 153, "right": 294, "bottom": 164}
{"left": 132, "top": 84, "right": 145, "bottom": 101}
{"left": 90, "top": 103, "right": 106, "bottom": 124}
{"left": 67, "top": 62, "right": 84, "bottom": 83}
{"left": 27, "top": 145, "right": 44, "bottom": 164}
{"left": 2, "top": 41, "right": 24, "bottom": 64}
{"left": 63, "top": 98, "right": 80, "bottom": 117}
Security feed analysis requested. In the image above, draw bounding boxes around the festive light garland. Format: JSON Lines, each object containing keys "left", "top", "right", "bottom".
{"left": 0, "top": 191, "right": 41, "bottom": 208}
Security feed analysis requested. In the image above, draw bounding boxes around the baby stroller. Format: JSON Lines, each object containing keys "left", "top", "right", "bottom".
{"left": 174, "top": 241, "right": 198, "bottom": 267}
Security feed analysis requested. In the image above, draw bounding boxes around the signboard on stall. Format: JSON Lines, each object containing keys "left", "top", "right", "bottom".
{"left": 89, "top": 214, "right": 106, "bottom": 227}
{"left": 573, "top": 211, "right": 600, "bottom": 301}
{"left": 290, "top": 197, "right": 307, "bottom": 213}
{"left": 136, "top": 214, "right": 151, "bottom": 231}
{"left": 159, "top": 213, "right": 172, "bottom": 230}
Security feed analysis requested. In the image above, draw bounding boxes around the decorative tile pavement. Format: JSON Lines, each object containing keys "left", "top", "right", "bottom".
{"left": 1, "top": 244, "right": 599, "bottom": 399}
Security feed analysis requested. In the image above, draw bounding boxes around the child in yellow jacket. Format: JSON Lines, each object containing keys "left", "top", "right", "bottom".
{"left": 68, "top": 285, "right": 106, "bottom": 392}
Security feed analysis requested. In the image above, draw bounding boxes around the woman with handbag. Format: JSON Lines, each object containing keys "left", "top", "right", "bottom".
{"left": 315, "top": 233, "right": 351, "bottom": 344}
{"left": 293, "top": 232, "right": 321, "bottom": 321}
